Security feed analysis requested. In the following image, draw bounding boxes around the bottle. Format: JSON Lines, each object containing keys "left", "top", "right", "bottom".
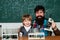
{"left": 20, "top": 32, "right": 22, "bottom": 40}
{"left": 20, "top": 32, "right": 22, "bottom": 37}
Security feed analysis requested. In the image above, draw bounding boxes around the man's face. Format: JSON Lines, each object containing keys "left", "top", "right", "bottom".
{"left": 35, "top": 10, "right": 44, "bottom": 19}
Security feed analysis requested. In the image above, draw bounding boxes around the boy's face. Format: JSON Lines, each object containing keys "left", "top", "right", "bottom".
{"left": 23, "top": 19, "right": 31, "bottom": 27}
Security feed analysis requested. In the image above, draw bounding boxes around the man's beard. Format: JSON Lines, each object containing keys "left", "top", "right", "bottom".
{"left": 36, "top": 16, "right": 45, "bottom": 25}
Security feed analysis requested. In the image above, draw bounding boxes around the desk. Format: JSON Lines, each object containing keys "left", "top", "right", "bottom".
{"left": 18, "top": 36, "right": 60, "bottom": 40}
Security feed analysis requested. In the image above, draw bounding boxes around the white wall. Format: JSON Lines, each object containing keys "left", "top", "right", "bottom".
{"left": 0, "top": 23, "right": 23, "bottom": 28}
{"left": 0, "top": 22, "right": 60, "bottom": 37}
{"left": 0, "top": 27, "right": 2, "bottom": 37}
{"left": 56, "top": 22, "right": 60, "bottom": 30}
{"left": 0, "top": 23, "right": 23, "bottom": 37}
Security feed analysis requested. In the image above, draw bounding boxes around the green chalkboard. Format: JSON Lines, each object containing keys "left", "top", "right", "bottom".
{"left": 0, "top": 0, "right": 60, "bottom": 22}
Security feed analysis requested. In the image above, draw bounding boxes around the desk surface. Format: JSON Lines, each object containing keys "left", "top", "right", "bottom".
{"left": 18, "top": 36, "right": 60, "bottom": 40}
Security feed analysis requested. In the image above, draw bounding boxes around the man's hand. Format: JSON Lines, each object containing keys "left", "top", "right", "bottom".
{"left": 51, "top": 22, "right": 57, "bottom": 30}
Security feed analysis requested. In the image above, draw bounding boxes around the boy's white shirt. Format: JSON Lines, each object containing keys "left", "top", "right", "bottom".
{"left": 24, "top": 26, "right": 31, "bottom": 32}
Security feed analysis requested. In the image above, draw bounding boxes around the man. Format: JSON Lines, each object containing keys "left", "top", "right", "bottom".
{"left": 33, "top": 5, "right": 60, "bottom": 36}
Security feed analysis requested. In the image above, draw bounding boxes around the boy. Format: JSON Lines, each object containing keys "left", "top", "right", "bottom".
{"left": 18, "top": 14, "right": 33, "bottom": 36}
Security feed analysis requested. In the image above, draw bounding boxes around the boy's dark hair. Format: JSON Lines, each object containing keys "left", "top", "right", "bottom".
{"left": 34, "top": 5, "right": 45, "bottom": 13}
